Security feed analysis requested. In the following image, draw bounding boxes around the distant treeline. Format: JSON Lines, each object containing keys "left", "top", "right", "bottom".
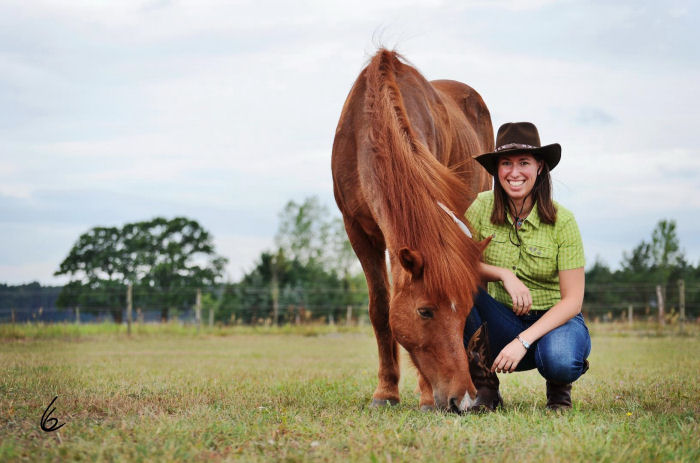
{"left": 2, "top": 200, "right": 699, "bottom": 324}
{"left": 0, "top": 282, "right": 61, "bottom": 311}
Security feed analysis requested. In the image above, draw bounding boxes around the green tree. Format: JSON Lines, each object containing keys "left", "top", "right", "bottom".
{"left": 55, "top": 217, "right": 227, "bottom": 322}
{"left": 134, "top": 217, "right": 227, "bottom": 321}
{"left": 595, "top": 219, "right": 692, "bottom": 319}
{"left": 225, "top": 196, "right": 368, "bottom": 325}
{"left": 54, "top": 226, "right": 129, "bottom": 322}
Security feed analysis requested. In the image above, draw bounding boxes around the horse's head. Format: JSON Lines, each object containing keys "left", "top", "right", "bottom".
{"left": 388, "top": 239, "right": 487, "bottom": 412}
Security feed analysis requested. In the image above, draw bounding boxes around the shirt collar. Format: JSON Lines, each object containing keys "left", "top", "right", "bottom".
{"left": 506, "top": 201, "right": 541, "bottom": 229}
{"left": 525, "top": 201, "right": 541, "bottom": 228}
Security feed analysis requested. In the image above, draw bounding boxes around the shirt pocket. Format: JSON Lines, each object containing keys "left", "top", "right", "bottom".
{"left": 523, "top": 243, "right": 558, "bottom": 281}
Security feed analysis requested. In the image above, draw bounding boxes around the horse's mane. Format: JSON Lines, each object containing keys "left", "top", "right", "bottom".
{"left": 364, "top": 49, "right": 484, "bottom": 306}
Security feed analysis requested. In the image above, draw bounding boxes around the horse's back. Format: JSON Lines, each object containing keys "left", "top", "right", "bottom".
{"left": 332, "top": 53, "right": 493, "bottom": 238}
{"left": 431, "top": 79, "right": 493, "bottom": 156}
{"left": 431, "top": 79, "right": 494, "bottom": 200}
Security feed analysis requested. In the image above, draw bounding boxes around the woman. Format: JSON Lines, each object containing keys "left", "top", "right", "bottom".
{"left": 464, "top": 122, "right": 590, "bottom": 412}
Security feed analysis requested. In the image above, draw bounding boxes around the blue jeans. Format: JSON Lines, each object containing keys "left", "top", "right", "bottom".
{"left": 464, "top": 288, "right": 591, "bottom": 384}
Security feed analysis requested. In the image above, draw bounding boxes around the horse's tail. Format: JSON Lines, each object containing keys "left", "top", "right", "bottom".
{"left": 363, "top": 49, "right": 483, "bottom": 304}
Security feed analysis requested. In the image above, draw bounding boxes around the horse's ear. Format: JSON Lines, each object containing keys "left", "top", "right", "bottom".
{"left": 398, "top": 248, "right": 424, "bottom": 279}
{"left": 478, "top": 235, "right": 492, "bottom": 253}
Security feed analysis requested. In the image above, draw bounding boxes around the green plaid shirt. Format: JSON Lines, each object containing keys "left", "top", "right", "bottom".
{"left": 465, "top": 191, "right": 585, "bottom": 311}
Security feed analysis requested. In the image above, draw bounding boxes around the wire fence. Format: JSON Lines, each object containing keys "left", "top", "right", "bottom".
{"left": 0, "top": 282, "right": 698, "bottom": 325}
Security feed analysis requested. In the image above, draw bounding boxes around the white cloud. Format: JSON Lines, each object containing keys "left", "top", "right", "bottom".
{"left": 1, "top": 0, "right": 698, "bottom": 284}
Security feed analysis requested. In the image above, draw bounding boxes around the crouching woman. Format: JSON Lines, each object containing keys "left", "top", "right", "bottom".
{"left": 464, "top": 122, "right": 590, "bottom": 411}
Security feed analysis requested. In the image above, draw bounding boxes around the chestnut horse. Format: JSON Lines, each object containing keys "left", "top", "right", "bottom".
{"left": 331, "top": 49, "right": 493, "bottom": 412}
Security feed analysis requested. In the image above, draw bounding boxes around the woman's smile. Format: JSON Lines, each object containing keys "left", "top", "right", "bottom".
{"left": 497, "top": 154, "right": 542, "bottom": 201}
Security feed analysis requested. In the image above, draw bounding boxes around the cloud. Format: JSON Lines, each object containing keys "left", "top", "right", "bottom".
{"left": 1, "top": 0, "right": 699, "bottom": 284}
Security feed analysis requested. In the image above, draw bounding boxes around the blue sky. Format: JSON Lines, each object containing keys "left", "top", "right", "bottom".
{"left": 1, "top": 0, "right": 699, "bottom": 285}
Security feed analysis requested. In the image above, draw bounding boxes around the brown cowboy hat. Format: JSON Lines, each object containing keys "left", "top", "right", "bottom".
{"left": 474, "top": 122, "right": 561, "bottom": 176}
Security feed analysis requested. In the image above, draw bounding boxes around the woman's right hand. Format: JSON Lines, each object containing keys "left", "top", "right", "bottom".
{"left": 502, "top": 271, "right": 532, "bottom": 315}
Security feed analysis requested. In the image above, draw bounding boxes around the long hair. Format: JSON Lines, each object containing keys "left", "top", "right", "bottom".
{"left": 490, "top": 159, "right": 557, "bottom": 225}
{"left": 363, "top": 49, "right": 484, "bottom": 306}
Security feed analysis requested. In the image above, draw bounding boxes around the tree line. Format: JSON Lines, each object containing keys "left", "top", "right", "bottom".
{"left": 1, "top": 201, "right": 698, "bottom": 323}
{"left": 584, "top": 220, "right": 699, "bottom": 319}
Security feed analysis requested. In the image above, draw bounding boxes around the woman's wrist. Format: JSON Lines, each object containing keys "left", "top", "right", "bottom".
{"left": 500, "top": 267, "right": 515, "bottom": 283}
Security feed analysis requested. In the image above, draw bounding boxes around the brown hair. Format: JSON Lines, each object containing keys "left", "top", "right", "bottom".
{"left": 490, "top": 157, "right": 557, "bottom": 225}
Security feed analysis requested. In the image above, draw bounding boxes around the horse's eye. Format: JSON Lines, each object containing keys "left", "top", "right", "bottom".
{"left": 417, "top": 307, "right": 434, "bottom": 319}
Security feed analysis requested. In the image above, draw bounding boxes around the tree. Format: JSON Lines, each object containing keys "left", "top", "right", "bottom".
{"left": 596, "top": 219, "right": 692, "bottom": 318}
{"left": 227, "top": 196, "right": 368, "bottom": 325}
{"left": 55, "top": 217, "right": 227, "bottom": 322}
{"left": 275, "top": 197, "right": 331, "bottom": 268}
{"left": 133, "top": 217, "right": 227, "bottom": 321}
{"left": 622, "top": 219, "right": 684, "bottom": 276}
{"left": 54, "top": 226, "right": 128, "bottom": 322}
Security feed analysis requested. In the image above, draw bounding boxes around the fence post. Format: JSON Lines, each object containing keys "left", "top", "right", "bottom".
{"left": 209, "top": 300, "right": 214, "bottom": 328}
{"left": 655, "top": 285, "right": 665, "bottom": 326}
{"left": 127, "top": 284, "right": 133, "bottom": 335}
{"left": 628, "top": 304, "right": 633, "bottom": 326}
{"left": 11, "top": 308, "right": 15, "bottom": 325}
{"left": 678, "top": 279, "right": 685, "bottom": 332}
{"left": 76, "top": 306, "right": 80, "bottom": 325}
{"left": 346, "top": 305, "right": 352, "bottom": 325}
{"left": 195, "top": 289, "right": 202, "bottom": 332}
{"left": 271, "top": 268, "right": 279, "bottom": 326}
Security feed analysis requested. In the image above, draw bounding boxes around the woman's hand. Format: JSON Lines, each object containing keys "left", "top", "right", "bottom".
{"left": 491, "top": 338, "right": 528, "bottom": 373}
{"left": 502, "top": 271, "right": 532, "bottom": 315}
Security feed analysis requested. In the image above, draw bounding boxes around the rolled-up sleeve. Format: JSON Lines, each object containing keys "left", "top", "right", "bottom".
{"left": 556, "top": 215, "right": 585, "bottom": 270}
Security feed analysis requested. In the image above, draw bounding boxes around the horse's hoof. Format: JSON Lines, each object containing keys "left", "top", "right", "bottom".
{"left": 419, "top": 404, "right": 436, "bottom": 412}
{"left": 370, "top": 398, "right": 399, "bottom": 408}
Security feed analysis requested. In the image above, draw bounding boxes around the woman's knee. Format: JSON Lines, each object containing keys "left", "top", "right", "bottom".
{"left": 536, "top": 315, "right": 591, "bottom": 383}
{"left": 536, "top": 353, "right": 587, "bottom": 384}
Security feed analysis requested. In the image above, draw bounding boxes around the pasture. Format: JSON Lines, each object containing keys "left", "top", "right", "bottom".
{"left": 1, "top": 323, "right": 699, "bottom": 462}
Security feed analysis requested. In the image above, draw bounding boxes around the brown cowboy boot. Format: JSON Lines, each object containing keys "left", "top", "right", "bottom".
{"left": 545, "top": 382, "right": 572, "bottom": 411}
{"left": 546, "top": 360, "right": 589, "bottom": 411}
{"left": 466, "top": 323, "right": 503, "bottom": 412}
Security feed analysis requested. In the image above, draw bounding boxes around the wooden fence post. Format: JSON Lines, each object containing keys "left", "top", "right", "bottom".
{"left": 678, "top": 279, "right": 685, "bottom": 322}
{"left": 678, "top": 279, "right": 685, "bottom": 332}
{"left": 628, "top": 304, "right": 633, "bottom": 327}
{"left": 195, "top": 289, "right": 202, "bottom": 332}
{"left": 346, "top": 305, "right": 352, "bottom": 325}
{"left": 655, "top": 285, "right": 665, "bottom": 326}
{"left": 76, "top": 306, "right": 80, "bottom": 324}
{"left": 11, "top": 308, "right": 15, "bottom": 325}
{"left": 127, "top": 284, "right": 133, "bottom": 335}
{"left": 271, "top": 269, "right": 279, "bottom": 326}
{"left": 209, "top": 301, "right": 214, "bottom": 328}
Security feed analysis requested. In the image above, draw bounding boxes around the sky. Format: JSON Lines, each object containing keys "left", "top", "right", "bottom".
{"left": 1, "top": 0, "right": 699, "bottom": 285}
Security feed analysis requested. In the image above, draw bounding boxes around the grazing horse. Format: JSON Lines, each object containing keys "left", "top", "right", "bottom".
{"left": 331, "top": 49, "right": 493, "bottom": 412}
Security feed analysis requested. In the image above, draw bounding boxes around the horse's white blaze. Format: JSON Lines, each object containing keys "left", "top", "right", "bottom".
{"left": 450, "top": 301, "right": 456, "bottom": 312}
{"left": 459, "top": 391, "right": 476, "bottom": 411}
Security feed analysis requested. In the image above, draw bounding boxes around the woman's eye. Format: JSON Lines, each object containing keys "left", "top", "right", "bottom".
{"left": 417, "top": 307, "right": 434, "bottom": 319}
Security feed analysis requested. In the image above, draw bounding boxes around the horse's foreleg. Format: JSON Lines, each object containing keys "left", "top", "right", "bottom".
{"left": 345, "top": 220, "right": 400, "bottom": 406}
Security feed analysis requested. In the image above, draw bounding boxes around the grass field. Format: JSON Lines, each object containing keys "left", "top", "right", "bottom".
{"left": 1, "top": 323, "right": 699, "bottom": 462}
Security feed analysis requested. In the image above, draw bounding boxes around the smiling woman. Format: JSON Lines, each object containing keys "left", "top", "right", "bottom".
{"left": 463, "top": 122, "right": 590, "bottom": 412}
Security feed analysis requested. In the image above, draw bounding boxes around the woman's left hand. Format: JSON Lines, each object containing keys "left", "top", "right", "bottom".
{"left": 491, "top": 339, "right": 528, "bottom": 373}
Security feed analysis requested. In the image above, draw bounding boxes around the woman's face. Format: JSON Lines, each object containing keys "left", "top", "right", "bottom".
{"left": 497, "top": 153, "right": 543, "bottom": 201}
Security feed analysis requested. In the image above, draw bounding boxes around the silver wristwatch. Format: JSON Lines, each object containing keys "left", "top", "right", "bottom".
{"left": 516, "top": 335, "right": 531, "bottom": 350}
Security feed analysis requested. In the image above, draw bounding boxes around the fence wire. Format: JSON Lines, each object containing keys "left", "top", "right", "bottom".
{"left": 1, "top": 283, "right": 698, "bottom": 324}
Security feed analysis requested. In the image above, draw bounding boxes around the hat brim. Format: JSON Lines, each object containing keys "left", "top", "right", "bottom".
{"left": 474, "top": 143, "right": 561, "bottom": 176}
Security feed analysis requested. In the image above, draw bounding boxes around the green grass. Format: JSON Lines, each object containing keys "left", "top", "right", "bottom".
{"left": 1, "top": 323, "right": 699, "bottom": 462}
